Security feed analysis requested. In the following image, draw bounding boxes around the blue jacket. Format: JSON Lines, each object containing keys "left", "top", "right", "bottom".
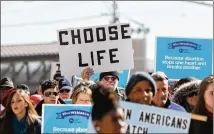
{"left": 13, "top": 115, "right": 41, "bottom": 134}
{"left": 164, "top": 99, "right": 186, "bottom": 112}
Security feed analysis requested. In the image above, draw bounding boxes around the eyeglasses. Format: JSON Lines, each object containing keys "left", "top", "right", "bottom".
{"left": 44, "top": 91, "right": 58, "bottom": 97}
{"left": 188, "top": 92, "right": 197, "bottom": 97}
{"left": 59, "top": 89, "right": 70, "bottom": 93}
{"left": 103, "top": 76, "right": 117, "bottom": 81}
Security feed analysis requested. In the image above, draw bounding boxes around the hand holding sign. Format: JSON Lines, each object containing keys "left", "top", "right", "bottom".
{"left": 81, "top": 67, "right": 94, "bottom": 81}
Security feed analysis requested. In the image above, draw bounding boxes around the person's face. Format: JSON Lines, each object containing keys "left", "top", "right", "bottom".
{"left": 152, "top": 80, "right": 169, "bottom": 107}
{"left": 101, "top": 75, "right": 118, "bottom": 90}
{"left": 75, "top": 92, "right": 92, "bottom": 105}
{"left": 94, "top": 108, "right": 125, "bottom": 134}
{"left": 128, "top": 81, "right": 153, "bottom": 105}
{"left": 43, "top": 88, "right": 59, "bottom": 104}
{"left": 59, "top": 89, "right": 72, "bottom": 100}
{"left": 186, "top": 92, "right": 197, "bottom": 107}
{"left": 204, "top": 83, "right": 213, "bottom": 113}
{"left": 11, "top": 93, "right": 28, "bottom": 116}
{"left": 30, "top": 100, "right": 37, "bottom": 108}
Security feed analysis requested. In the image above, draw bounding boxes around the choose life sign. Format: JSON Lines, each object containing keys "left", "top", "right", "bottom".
{"left": 155, "top": 37, "right": 213, "bottom": 80}
{"left": 120, "top": 101, "right": 192, "bottom": 133}
{"left": 42, "top": 104, "right": 92, "bottom": 133}
{"left": 57, "top": 23, "right": 134, "bottom": 76}
{"left": 75, "top": 70, "right": 130, "bottom": 89}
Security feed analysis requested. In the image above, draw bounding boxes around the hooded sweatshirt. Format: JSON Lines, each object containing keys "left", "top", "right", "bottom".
{"left": 172, "top": 80, "right": 201, "bottom": 112}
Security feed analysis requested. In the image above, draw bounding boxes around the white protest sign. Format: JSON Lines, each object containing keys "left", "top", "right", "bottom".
{"left": 120, "top": 101, "right": 192, "bottom": 133}
{"left": 57, "top": 23, "right": 134, "bottom": 76}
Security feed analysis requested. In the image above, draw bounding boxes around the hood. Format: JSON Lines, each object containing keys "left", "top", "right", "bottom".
{"left": 172, "top": 80, "right": 201, "bottom": 106}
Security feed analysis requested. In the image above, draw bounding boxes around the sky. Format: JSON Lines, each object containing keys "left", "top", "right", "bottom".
{"left": 1, "top": 1, "right": 213, "bottom": 59}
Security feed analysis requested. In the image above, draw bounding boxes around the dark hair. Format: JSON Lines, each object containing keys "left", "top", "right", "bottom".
{"left": 191, "top": 75, "right": 213, "bottom": 134}
{"left": 71, "top": 82, "right": 92, "bottom": 104}
{"left": 91, "top": 83, "right": 119, "bottom": 121}
{"left": 0, "top": 89, "right": 40, "bottom": 134}
{"left": 151, "top": 72, "right": 168, "bottom": 81}
{"left": 41, "top": 80, "right": 58, "bottom": 93}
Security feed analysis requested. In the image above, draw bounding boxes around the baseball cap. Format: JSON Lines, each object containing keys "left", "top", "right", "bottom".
{"left": 58, "top": 78, "right": 72, "bottom": 90}
{"left": 17, "top": 84, "right": 30, "bottom": 94}
{"left": 0, "top": 77, "right": 14, "bottom": 88}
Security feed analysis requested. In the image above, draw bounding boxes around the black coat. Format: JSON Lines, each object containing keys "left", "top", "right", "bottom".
{"left": 189, "top": 114, "right": 213, "bottom": 134}
{"left": 35, "top": 98, "right": 65, "bottom": 116}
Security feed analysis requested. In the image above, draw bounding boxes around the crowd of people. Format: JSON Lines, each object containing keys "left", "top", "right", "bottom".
{"left": 0, "top": 66, "right": 213, "bottom": 134}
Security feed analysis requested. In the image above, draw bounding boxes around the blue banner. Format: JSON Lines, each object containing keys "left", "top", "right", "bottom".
{"left": 156, "top": 37, "right": 213, "bottom": 80}
{"left": 75, "top": 70, "right": 130, "bottom": 88}
{"left": 42, "top": 104, "right": 92, "bottom": 133}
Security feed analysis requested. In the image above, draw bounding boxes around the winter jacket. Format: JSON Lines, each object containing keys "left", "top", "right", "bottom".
{"left": 189, "top": 110, "right": 213, "bottom": 134}
{"left": 35, "top": 98, "right": 65, "bottom": 116}
{"left": 13, "top": 115, "right": 41, "bottom": 134}
{"left": 172, "top": 80, "right": 201, "bottom": 112}
{"left": 151, "top": 98, "right": 186, "bottom": 112}
{"left": 0, "top": 114, "right": 41, "bottom": 134}
{"left": 166, "top": 99, "right": 186, "bottom": 112}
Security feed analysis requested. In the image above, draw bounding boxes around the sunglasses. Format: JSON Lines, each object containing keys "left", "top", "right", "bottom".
{"left": 59, "top": 89, "right": 70, "bottom": 93}
{"left": 103, "top": 76, "right": 117, "bottom": 81}
{"left": 44, "top": 91, "right": 58, "bottom": 97}
{"left": 188, "top": 92, "right": 197, "bottom": 97}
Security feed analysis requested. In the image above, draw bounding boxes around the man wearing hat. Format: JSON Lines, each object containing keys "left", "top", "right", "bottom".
{"left": 81, "top": 67, "right": 126, "bottom": 100}
{"left": 58, "top": 78, "right": 73, "bottom": 100}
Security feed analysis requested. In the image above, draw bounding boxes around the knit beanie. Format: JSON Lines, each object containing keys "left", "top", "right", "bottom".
{"left": 30, "top": 94, "right": 42, "bottom": 104}
{"left": 125, "top": 72, "right": 156, "bottom": 97}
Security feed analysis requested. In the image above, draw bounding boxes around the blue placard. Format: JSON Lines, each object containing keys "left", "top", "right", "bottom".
{"left": 75, "top": 70, "right": 130, "bottom": 88}
{"left": 42, "top": 104, "right": 92, "bottom": 133}
{"left": 156, "top": 37, "right": 213, "bottom": 80}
